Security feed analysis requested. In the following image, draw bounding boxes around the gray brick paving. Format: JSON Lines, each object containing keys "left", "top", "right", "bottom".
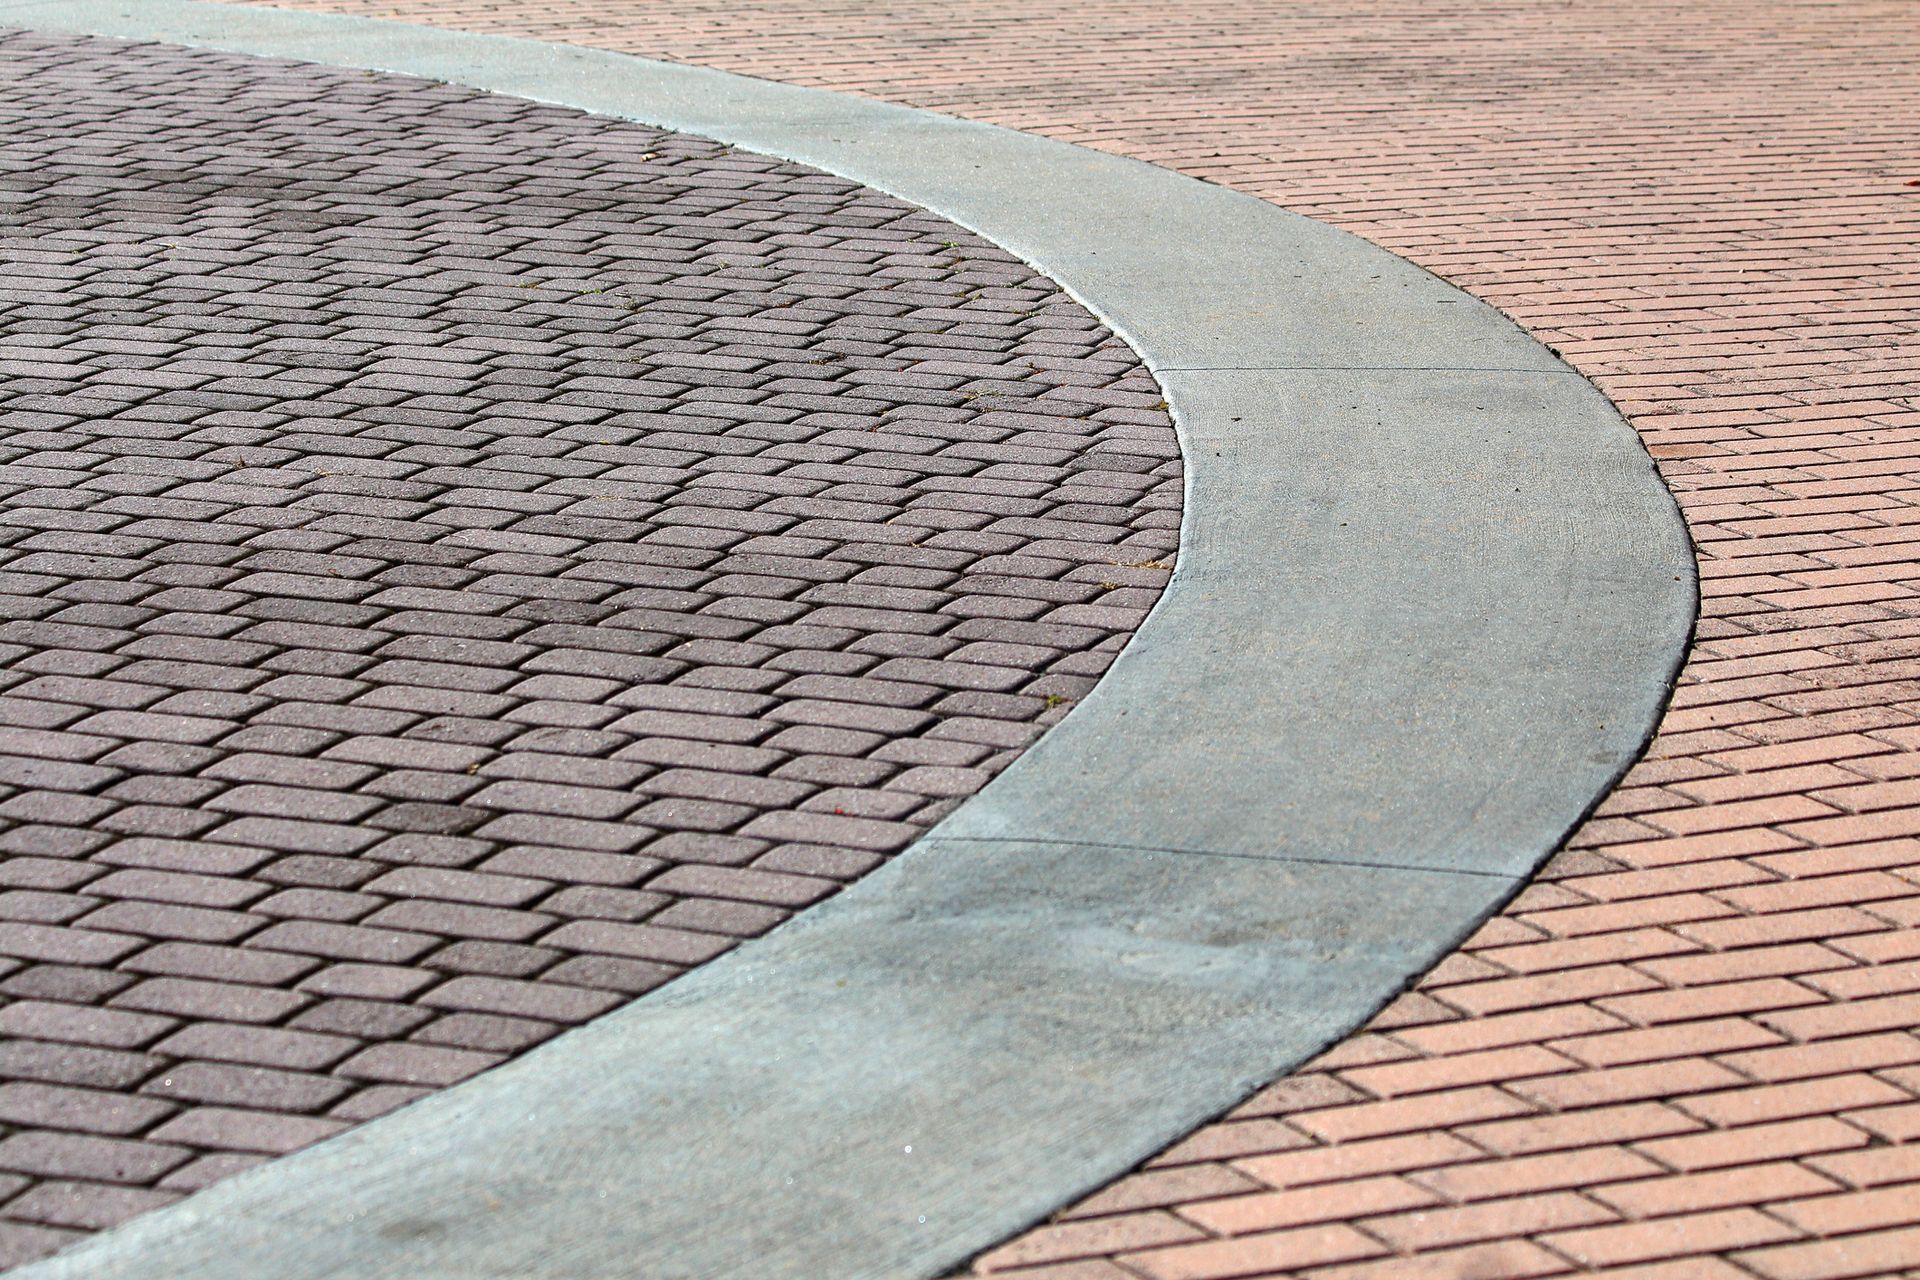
{"left": 0, "top": 29, "right": 1180, "bottom": 1266}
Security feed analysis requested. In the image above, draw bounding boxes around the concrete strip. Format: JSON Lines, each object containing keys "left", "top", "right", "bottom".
{"left": 0, "top": 3, "right": 1697, "bottom": 1277}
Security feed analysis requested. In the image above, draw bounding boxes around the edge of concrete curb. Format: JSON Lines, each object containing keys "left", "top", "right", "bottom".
{"left": 0, "top": 5, "right": 1699, "bottom": 1278}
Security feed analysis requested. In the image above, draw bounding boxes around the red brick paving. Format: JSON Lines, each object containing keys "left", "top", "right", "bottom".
{"left": 0, "top": 30, "right": 1179, "bottom": 1267}
{"left": 206, "top": 0, "right": 1920, "bottom": 1275}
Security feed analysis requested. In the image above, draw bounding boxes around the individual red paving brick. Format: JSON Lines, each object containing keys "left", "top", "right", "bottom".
{"left": 1673, "top": 1076, "right": 1911, "bottom": 1128}
{"left": 1333, "top": 1045, "right": 1577, "bottom": 1100}
{"left": 1361, "top": 1191, "right": 1617, "bottom": 1253}
{"left": 1756, "top": 992, "right": 1920, "bottom": 1042}
{"left": 1768, "top": 1184, "right": 1920, "bottom": 1238}
{"left": 1429, "top": 966, "right": 1663, "bottom": 1018}
{"left": 1631, "top": 942, "right": 1853, "bottom": 988}
{"left": 1476, "top": 928, "right": 1702, "bottom": 976}
{"left": 1543, "top": 1209, "right": 1804, "bottom": 1269}
{"left": 1804, "top": 955, "right": 1920, "bottom": 1005}
{"left": 1120, "top": 1223, "right": 1389, "bottom": 1280}
{"left": 1389, "top": 1005, "right": 1629, "bottom": 1057}
{"left": 1635, "top": 1118, "right": 1877, "bottom": 1173}
{"left": 1286, "top": 1086, "right": 1535, "bottom": 1144}
{"left": 1840, "top": 1100, "right": 1920, "bottom": 1145}
{"left": 1232, "top": 1133, "right": 1486, "bottom": 1191}
{"left": 1146, "top": 1118, "right": 1316, "bottom": 1168}
{"left": 0, "top": 35, "right": 1189, "bottom": 1264}
{"left": 1059, "top": 1166, "right": 1263, "bottom": 1221}
{"left": 1410, "top": 1147, "right": 1664, "bottom": 1205}
{"left": 1226, "top": 1073, "right": 1369, "bottom": 1119}
{"left": 1590, "top": 1163, "right": 1845, "bottom": 1220}
{"left": 1458, "top": 1102, "right": 1704, "bottom": 1159}
{"left": 1302, "top": 1240, "right": 1572, "bottom": 1280}
{"left": 1175, "top": 1175, "right": 1439, "bottom": 1237}
{"left": 1805, "top": 1142, "right": 1920, "bottom": 1190}
{"left": 1736, "top": 1226, "right": 1920, "bottom": 1280}
{"left": 971, "top": 1213, "right": 1205, "bottom": 1273}
{"left": 1547, "top": 1016, "right": 1792, "bottom": 1070}
{"left": 1508, "top": 1059, "right": 1746, "bottom": 1112}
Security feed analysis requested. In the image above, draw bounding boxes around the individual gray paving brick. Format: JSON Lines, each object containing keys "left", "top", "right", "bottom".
{"left": 107, "top": 979, "right": 309, "bottom": 1026}
{"left": 409, "top": 1011, "right": 557, "bottom": 1055}
{"left": 334, "top": 1043, "right": 500, "bottom": 1089}
{"left": 0, "top": 825, "right": 112, "bottom": 855}
{"left": 78, "top": 870, "right": 263, "bottom": 912}
{"left": 420, "top": 940, "right": 561, "bottom": 981}
{"left": 153, "top": 1152, "right": 268, "bottom": 1196}
{"left": 642, "top": 864, "right": 835, "bottom": 907}
{"left": 88, "top": 840, "right": 274, "bottom": 877}
{"left": 361, "top": 868, "right": 547, "bottom": 909}
{"left": 136, "top": 1063, "right": 350, "bottom": 1115}
{"left": 415, "top": 975, "right": 621, "bottom": 1024}
{"left": 0, "top": 1223, "right": 84, "bottom": 1271}
{"left": 0, "top": 1042, "right": 163, "bottom": 1094}
{"left": 146, "top": 1025, "right": 358, "bottom": 1075}
{"left": 287, "top": 999, "right": 434, "bottom": 1041}
{"left": 360, "top": 901, "right": 553, "bottom": 945}
{"left": 0, "top": 1133, "right": 192, "bottom": 1187}
{"left": 0, "top": 1182, "right": 180, "bottom": 1234}
{"left": 247, "top": 887, "right": 383, "bottom": 924}
{"left": 0, "top": 892, "right": 95, "bottom": 925}
{"left": 0, "top": 925, "right": 144, "bottom": 969}
{"left": 647, "top": 897, "right": 786, "bottom": 939}
{"left": 0, "top": 1003, "right": 177, "bottom": 1052}
{"left": 0, "top": 1084, "right": 176, "bottom": 1139}
{"left": 323, "top": 1086, "right": 428, "bottom": 1126}
{"left": 72, "top": 901, "right": 262, "bottom": 946}
{"left": 0, "top": 28, "right": 1181, "bottom": 1255}
{"left": 117, "top": 943, "right": 317, "bottom": 988}
{"left": 0, "top": 966, "right": 134, "bottom": 1010}
{"left": 241, "top": 922, "right": 437, "bottom": 967}
{"left": 144, "top": 1109, "right": 347, "bottom": 1158}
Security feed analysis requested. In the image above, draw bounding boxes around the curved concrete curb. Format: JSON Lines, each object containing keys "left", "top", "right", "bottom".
{"left": 0, "top": 4, "right": 1697, "bottom": 1278}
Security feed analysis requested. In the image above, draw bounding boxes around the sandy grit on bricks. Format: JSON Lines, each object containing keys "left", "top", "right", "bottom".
{"left": 172, "top": 0, "right": 1920, "bottom": 1276}
{"left": 0, "top": 30, "right": 1182, "bottom": 1267}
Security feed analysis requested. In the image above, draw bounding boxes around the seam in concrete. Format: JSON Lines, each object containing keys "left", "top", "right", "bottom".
{"left": 0, "top": 4, "right": 1698, "bottom": 1278}
{"left": 1159, "top": 364, "right": 1594, "bottom": 374}
{"left": 921, "top": 836, "right": 1520, "bottom": 880}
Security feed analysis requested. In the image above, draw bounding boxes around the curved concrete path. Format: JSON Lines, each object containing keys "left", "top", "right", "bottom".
{"left": 0, "top": 3, "right": 1693, "bottom": 1277}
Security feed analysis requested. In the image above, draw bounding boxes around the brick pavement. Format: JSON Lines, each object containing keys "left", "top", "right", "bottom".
{"left": 200, "top": 1, "right": 1920, "bottom": 1276}
{"left": 0, "top": 30, "right": 1182, "bottom": 1267}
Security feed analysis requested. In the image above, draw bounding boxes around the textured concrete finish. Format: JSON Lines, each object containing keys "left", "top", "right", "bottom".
{"left": 1, "top": 3, "right": 1693, "bottom": 1277}
{"left": 940, "top": 367, "right": 1690, "bottom": 878}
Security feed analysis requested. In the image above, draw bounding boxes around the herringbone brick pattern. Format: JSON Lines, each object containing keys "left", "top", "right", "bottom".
{"left": 212, "top": 0, "right": 1920, "bottom": 1276}
{"left": 0, "top": 31, "right": 1179, "bottom": 1266}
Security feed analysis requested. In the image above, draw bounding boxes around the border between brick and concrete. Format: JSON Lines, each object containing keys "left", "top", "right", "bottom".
{"left": 0, "top": 3, "right": 1698, "bottom": 1277}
